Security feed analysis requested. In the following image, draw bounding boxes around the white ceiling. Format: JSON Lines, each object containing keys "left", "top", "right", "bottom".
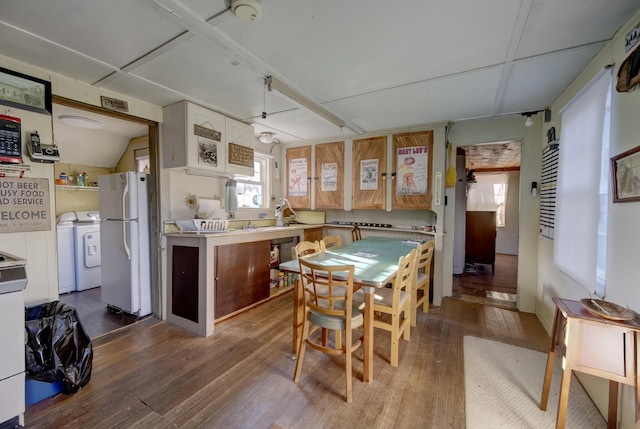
{"left": 1, "top": 0, "right": 639, "bottom": 164}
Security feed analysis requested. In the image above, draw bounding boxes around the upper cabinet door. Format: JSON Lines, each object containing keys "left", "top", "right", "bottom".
{"left": 162, "top": 101, "right": 226, "bottom": 174}
{"left": 392, "top": 130, "right": 433, "bottom": 210}
{"left": 314, "top": 141, "right": 344, "bottom": 209}
{"left": 225, "top": 117, "right": 255, "bottom": 176}
{"left": 352, "top": 136, "right": 386, "bottom": 210}
{"left": 286, "top": 145, "right": 312, "bottom": 209}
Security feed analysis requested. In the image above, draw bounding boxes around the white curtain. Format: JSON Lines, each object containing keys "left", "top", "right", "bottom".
{"left": 554, "top": 71, "right": 611, "bottom": 295}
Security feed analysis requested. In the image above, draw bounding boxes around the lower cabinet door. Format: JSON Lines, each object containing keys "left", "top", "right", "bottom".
{"left": 215, "top": 240, "right": 271, "bottom": 318}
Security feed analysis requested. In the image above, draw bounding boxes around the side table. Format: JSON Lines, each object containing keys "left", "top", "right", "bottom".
{"left": 540, "top": 297, "right": 640, "bottom": 428}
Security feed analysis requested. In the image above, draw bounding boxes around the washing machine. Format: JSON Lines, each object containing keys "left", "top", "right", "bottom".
{"left": 56, "top": 212, "right": 77, "bottom": 294}
{"left": 73, "top": 211, "right": 102, "bottom": 291}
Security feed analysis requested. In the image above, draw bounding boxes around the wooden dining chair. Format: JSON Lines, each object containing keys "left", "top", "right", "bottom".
{"left": 293, "top": 259, "right": 362, "bottom": 403}
{"left": 351, "top": 225, "right": 362, "bottom": 241}
{"left": 369, "top": 248, "right": 417, "bottom": 367}
{"left": 320, "top": 235, "right": 342, "bottom": 252}
{"left": 292, "top": 240, "right": 320, "bottom": 260}
{"left": 411, "top": 240, "right": 435, "bottom": 327}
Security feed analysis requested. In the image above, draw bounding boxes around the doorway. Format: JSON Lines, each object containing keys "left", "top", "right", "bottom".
{"left": 52, "top": 96, "right": 160, "bottom": 339}
{"left": 452, "top": 141, "right": 521, "bottom": 310}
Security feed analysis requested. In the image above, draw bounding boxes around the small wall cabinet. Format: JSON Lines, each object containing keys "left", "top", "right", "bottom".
{"left": 286, "top": 142, "right": 345, "bottom": 210}
{"left": 352, "top": 136, "right": 386, "bottom": 210}
{"left": 162, "top": 100, "right": 254, "bottom": 176}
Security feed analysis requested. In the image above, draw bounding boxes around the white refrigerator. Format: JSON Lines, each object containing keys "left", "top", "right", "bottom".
{"left": 98, "top": 172, "right": 151, "bottom": 317}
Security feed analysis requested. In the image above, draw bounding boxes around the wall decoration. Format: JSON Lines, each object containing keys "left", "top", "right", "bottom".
{"left": 100, "top": 96, "right": 129, "bottom": 113}
{"left": 611, "top": 144, "right": 640, "bottom": 202}
{"left": 321, "top": 163, "right": 337, "bottom": 192}
{"left": 0, "top": 177, "right": 51, "bottom": 233}
{"left": 0, "top": 67, "right": 52, "bottom": 115}
{"left": 616, "top": 43, "right": 640, "bottom": 93}
{"left": 288, "top": 158, "right": 308, "bottom": 196}
{"left": 396, "top": 146, "right": 428, "bottom": 195}
{"left": 360, "top": 159, "right": 379, "bottom": 190}
{"left": 540, "top": 144, "right": 559, "bottom": 238}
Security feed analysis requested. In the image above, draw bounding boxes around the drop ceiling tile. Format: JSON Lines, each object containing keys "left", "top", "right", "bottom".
{"left": 516, "top": 0, "right": 638, "bottom": 59}
{"left": 0, "top": 0, "right": 187, "bottom": 68}
{"left": 0, "top": 23, "right": 115, "bottom": 84}
{"left": 216, "top": 0, "right": 521, "bottom": 101}
{"left": 328, "top": 66, "right": 503, "bottom": 131}
{"left": 499, "top": 44, "right": 604, "bottom": 113}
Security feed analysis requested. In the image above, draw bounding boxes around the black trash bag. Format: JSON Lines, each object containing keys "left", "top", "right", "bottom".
{"left": 25, "top": 301, "right": 93, "bottom": 394}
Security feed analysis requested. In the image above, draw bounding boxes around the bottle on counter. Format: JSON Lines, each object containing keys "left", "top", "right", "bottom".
{"left": 278, "top": 272, "right": 285, "bottom": 288}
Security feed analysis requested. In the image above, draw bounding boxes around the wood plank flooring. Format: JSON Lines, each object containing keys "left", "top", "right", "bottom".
{"left": 58, "top": 287, "right": 138, "bottom": 339}
{"left": 25, "top": 291, "right": 549, "bottom": 429}
{"left": 452, "top": 253, "right": 518, "bottom": 309}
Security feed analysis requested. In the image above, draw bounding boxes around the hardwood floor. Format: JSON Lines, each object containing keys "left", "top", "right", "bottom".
{"left": 452, "top": 253, "right": 518, "bottom": 309}
{"left": 25, "top": 291, "right": 549, "bottom": 429}
{"left": 58, "top": 287, "right": 139, "bottom": 339}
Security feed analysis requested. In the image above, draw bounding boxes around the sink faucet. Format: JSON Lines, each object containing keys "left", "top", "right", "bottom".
{"left": 275, "top": 197, "right": 297, "bottom": 227}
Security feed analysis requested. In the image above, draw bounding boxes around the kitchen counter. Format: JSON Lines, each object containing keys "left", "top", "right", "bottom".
{"left": 164, "top": 223, "right": 435, "bottom": 337}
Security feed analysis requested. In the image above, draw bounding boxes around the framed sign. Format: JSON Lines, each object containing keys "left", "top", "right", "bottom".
{"left": 611, "top": 144, "right": 640, "bottom": 203}
{"left": 0, "top": 67, "right": 52, "bottom": 115}
{"left": 0, "top": 177, "right": 52, "bottom": 233}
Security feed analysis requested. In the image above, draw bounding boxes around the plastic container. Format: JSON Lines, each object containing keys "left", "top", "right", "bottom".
{"left": 59, "top": 173, "right": 68, "bottom": 185}
{"left": 77, "top": 172, "right": 87, "bottom": 187}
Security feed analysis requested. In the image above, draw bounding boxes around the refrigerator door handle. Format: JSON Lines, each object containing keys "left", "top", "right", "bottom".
{"left": 123, "top": 221, "right": 131, "bottom": 260}
{"left": 122, "top": 177, "right": 129, "bottom": 220}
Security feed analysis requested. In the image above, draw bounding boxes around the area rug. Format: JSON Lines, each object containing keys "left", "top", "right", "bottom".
{"left": 464, "top": 336, "right": 606, "bottom": 428}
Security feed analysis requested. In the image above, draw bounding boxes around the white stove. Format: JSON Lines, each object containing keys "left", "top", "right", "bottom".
{"left": 0, "top": 251, "right": 26, "bottom": 426}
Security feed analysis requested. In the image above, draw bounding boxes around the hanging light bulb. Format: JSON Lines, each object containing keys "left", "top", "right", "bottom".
{"left": 525, "top": 115, "right": 534, "bottom": 127}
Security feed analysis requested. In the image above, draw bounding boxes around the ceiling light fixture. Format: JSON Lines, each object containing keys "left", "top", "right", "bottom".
{"left": 58, "top": 115, "right": 103, "bottom": 130}
{"left": 259, "top": 131, "right": 274, "bottom": 144}
{"left": 230, "top": 0, "right": 262, "bottom": 22}
{"left": 266, "top": 76, "right": 346, "bottom": 130}
{"left": 525, "top": 115, "right": 534, "bottom": 128}
{"left": 521, "top": 111, "right": 541, "bottom": 128}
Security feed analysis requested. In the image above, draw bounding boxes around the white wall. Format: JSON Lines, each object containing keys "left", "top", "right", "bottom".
{"left": 450, "top": 117, "right": 541, "bottom": 312}
{"left": 536, "top": 10, "right": 640, "bottom": 428}
{"left": 0, "top": 54, "right": 161, "bottom": 307}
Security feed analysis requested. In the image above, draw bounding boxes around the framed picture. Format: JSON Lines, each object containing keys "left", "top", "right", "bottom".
{"left": 611, "top": 144, "right": 640, "bottom": 203}
{"left": 0, "top": 67, "right": 52, "bottom": 115}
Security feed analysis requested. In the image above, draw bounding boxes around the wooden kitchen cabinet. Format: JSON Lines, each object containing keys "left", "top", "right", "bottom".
{"left": 215, "top": 240, "right": 271, "bottom": 319}
{"left": 171, "top": 245, "right": 199, "bottom": 323}
{"left": 162, "top": 100, "right": 254, "bottom": 176}
{"left": 465, "top": 211, "right": 496, "bottom": 274}
{"left": 352, "top": 136, "right": 386, "bottom": 210}
{"left": 314, "top": 141, "right": 344, "bottom": 209}
{"left": 286, "top": 145, "right": 312, "bottom": 209}
{"left": 304, "top": 227, "right": 323, "bottom": 242}
{"left": 392, "top": 130, "right": 433, "bottom": 210}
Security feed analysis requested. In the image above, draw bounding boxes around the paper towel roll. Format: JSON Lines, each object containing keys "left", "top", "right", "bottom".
{"left": 197, "top": 198, "right": 221, "bottom": 218}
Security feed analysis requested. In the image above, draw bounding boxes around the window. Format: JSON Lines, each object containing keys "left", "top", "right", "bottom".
{"left": 554, "top": 71, "right": 611, "bottom": 297}
{"left": 235, "top": 151, "right": 271, "bottom": 209}
{"left": 467, "top": 173, "right": 508, "bottom": 227}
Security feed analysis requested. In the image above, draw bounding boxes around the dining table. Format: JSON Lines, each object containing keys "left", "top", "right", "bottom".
{"left": 279, "top": 236, "right": 422, "bottom": 383}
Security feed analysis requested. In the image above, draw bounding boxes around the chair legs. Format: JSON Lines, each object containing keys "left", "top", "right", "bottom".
{"left": 294, "top": 313, "right": 354, "bottom": 403}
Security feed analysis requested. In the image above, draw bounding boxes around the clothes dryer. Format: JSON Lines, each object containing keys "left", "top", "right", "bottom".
{"left": 57, "top": 212, "right": 77, "bottom": 294}
{"left": 73, "top": 211, "right": 102, "bottom": 291}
